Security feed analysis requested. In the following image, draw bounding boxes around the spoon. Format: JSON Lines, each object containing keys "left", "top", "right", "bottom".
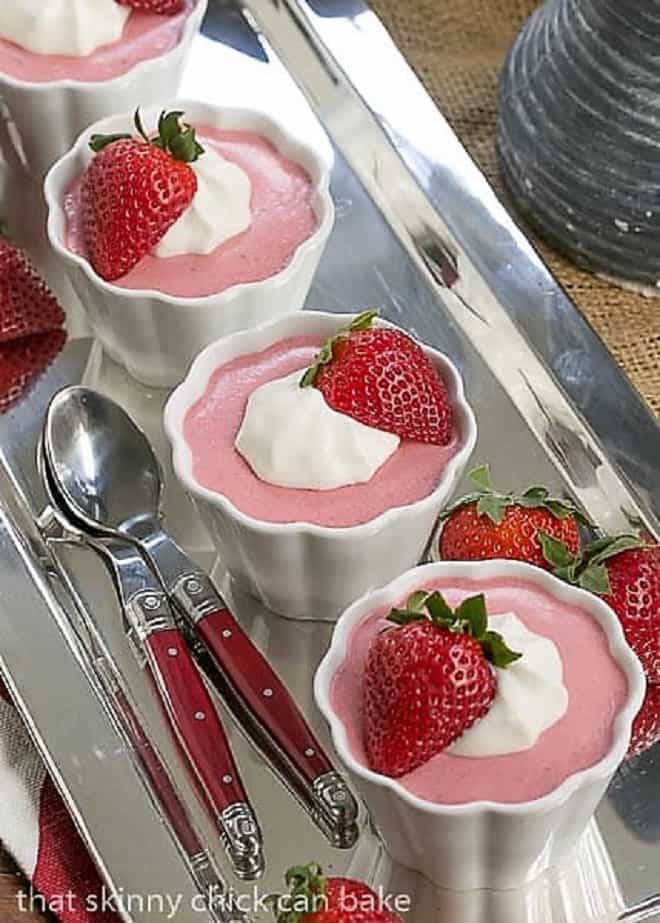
{"left": 38, "top": 454, "right": 248, "bottom": 922}
{"left": 44, "top": 386, "right": 359, "bottom": 848}
{"left": 43, "top": 390, "right": 264, "bottom": 880}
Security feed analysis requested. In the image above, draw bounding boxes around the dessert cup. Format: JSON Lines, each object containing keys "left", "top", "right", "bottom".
{"left": 44, "top": 100, "right": 334, "bottom": 388}
{"left": 314, "top": 559, "right": 645, "bottom": 890}
{"left": 0, "top": 1, "right": 207, "bottom": 178}
{"left": 164, "top": 311, "right": 477, "bottom": 621}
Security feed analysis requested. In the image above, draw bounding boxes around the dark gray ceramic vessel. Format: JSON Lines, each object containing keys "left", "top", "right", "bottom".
{"left": 498, "top": 0, "right": 660, "bottom": 288}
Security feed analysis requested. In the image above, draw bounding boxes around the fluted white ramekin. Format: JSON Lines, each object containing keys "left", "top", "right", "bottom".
{"left": 315, "top": 559, "right": 645, "bottom": 890}
{"left": 164, "top": 311, "right": 477, "bottom": 620}
{"left": 0, "top": 0, "right": 207, "bottom": 178}
{"left": 44, "top": 100, "right": 334, "bottom": 388}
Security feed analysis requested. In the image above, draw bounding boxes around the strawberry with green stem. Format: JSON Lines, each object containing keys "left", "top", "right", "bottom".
{"left": 439, "top": 464, "right": 591, "bottom": 569}
{"left": 364, "top": 590, "right": 521, "bottom": 778}
{"left": 82, "top": 108, "right": 204, "bottom": 282}
{"left": 270, "top": 862, "right": 403, "bottom": 923}
{"left": 542, "top": 532, "right": 660, "bottom": 684}
{"left": 300, "top": 310, "right": 454, "bottom": 445}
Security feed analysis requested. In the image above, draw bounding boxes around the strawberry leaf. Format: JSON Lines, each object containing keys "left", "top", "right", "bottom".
{"left": 89, "top": 131, "right": 132, "bottom": 153}
{"left": 550, "top": 533, "right": 646, "bottom": 596}
{"left": 407, "top": 590, "right": 430, "bottom": 611}
{"left": 272, "top": 863, "right": 327, "bottom": 923}
{"left": 156, "top": 109, "right": 185, "bottom": 147}
{"left": 519, "top": 486, "right": 549, "bottom": 506}
{"left": 552, "top": 564, "right": 575, "bottom": 583}
{"left": 426, "top": 591, "right": 455, "bottom": 624}
{"left": 387, "top": 608, "right": 426, "bottom": 626}
{"left": 348, "top": 309, "right": 379, "bottom": 332}
{"left": 455, "top": 593, "right": 488, "bottom": 637}
{"left": 586, "top": 534, "right": 643, "bottom": 567}
{"left": 577, "top": 563, "right": 612, "bottom": 595}
{"left": 544, "top": 500, "right": 574, "bottom": 520}
{"left": 481, "top": 630, "right": 523, "bottom": 668}
{"left": 577, "top": 536, "right": 614, "bottom": 561}
{"left": 386, "top": 589, "right": 522, "bottom": 667}
{"left": 91, "top": 108, "right": 204, "bottom": 163}
{"left": 469, "top": 464, "right": 492, "bottom": 492}
{"left": 445, "top": 465, "right": 592, "bottom": 528}
{"left": 476, "top": 492, "right": 508, "bottom": 523}
{"left": 539, "top": 531, "right": 575, "bottom": 569}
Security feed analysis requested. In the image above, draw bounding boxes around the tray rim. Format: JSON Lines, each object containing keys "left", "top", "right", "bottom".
{"left": 0, "top": 2, "right": 658, "bottom": 920}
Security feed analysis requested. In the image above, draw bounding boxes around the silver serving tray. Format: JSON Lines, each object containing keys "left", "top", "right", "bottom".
{"left": 0, "top": 2, "right": 658, "bottom": 921}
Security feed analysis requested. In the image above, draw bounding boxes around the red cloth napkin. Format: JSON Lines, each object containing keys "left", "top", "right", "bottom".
{"left": 0, "top": 680, "right": 119, "bottom": 922}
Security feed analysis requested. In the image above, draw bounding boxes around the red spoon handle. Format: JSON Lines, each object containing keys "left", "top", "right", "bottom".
{"left": 145, "top": 628, "right": 248, "bottom": 813}
{"left": 196, "top": 608, "right": 332, "bottom": 785}
{"left": 116, "top": 687, "right": 204, "bottom": 858}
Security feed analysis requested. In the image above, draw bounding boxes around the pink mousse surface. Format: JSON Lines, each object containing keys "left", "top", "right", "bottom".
{"left": 183, "top": 336, "right": 461, "bottom": 528}
{"left": 330, "top": 575, "right": 629, "bottom": 804}
{"left": 0, "top": 4, "right": 192, "bottom": 83}
{"left": 64, "top": 126, "right": 318, "bottom": 298}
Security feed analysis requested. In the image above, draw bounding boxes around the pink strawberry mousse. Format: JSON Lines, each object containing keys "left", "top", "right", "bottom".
{"left": 63, "top": 126, "right": 318, "bottom": 299}
{"left": 330, "top": 574, "right": 629, "bottom": 804}
{"left": 183, "top": 335, "right": 461, "bottom": 528}
{"left": 0, "top": 4, "right": 193, "bottom": 84}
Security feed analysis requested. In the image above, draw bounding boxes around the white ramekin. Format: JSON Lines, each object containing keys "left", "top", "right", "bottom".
{"left": 44, "top": 100, "right": 334, "bottom": 388}
{"left": 164, "top": 311, "right": 477, "bottom": 621}
{"left": 0, "top": 1, "right": 207, "bottom": 178}
{"left": 314, "top": 559, "right": 645, "bottom": 890}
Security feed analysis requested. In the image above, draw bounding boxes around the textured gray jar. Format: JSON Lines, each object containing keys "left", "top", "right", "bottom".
{"left": 498, "top": 0, "right": 660, "bottom": 288}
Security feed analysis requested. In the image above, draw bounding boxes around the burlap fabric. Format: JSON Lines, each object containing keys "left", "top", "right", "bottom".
{"left": 370, "top": 0, "right": 660, "bottom": 415}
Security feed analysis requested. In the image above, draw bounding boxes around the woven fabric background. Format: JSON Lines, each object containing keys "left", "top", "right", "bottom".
{"left": 370, "top": 0, "right": 660, "bottom": 415}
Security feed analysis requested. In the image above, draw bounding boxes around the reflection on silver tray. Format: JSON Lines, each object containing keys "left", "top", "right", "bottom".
{"left": 0, "top": 1, "right": 658, "bottom": 921}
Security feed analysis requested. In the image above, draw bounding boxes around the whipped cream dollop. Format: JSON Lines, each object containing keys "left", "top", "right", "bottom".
{"left": 154, "top": 147, "right": 252, "bottom": 258}
{"left": 235, "top": 370, "right": 400, "bottom": 490}
{"left": 0, "top": 1, "right": 131, "bottom": 57}
{"left": 449, "top": 612, "right": 568, "bottom": 758}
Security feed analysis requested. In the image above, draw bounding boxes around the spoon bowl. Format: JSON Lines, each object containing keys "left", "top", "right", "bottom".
{"left": 44, "top": 386, "right": 163, "bottom": 536}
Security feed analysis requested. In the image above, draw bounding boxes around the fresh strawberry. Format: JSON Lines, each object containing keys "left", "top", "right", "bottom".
{"left": 363, "top": 590, "right": 520, "bottom": 778}
{"left": 271, "top": 862, "right": 403, "bottom": 923}
{"left": 439, "top": 465, "right": 589, "bottom": 569}
{"left": 0, "top": 239, "right": 65, "bottom": 344}
{"left": 544, "top": 534, "right": 660, "bottom": 684}
{"left": 300, "top": 311, "right": 453, "bottom": 445}
{"left": 117, "top": 0, "right": 185, "bottom": 13}
{"left": 627, "top": 684, "right": 660, "bottom": 759}
{"left": 81, "top": 109, "right": 203, "bottom": 282}
{"left": 0, "top": 329, "right": 67, "bottom": 413}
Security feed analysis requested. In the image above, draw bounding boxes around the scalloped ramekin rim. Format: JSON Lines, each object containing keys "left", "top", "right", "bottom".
{"left": 0, "top": 0, "right": 207, "bottom": 92}
{"left": 314, "top": 558, "right": 646, "bottom": 816}
{"left": 43, "top": 100, "right": 334, "bottom": 309}
{"left": 163, "top": 311, "right": 478, "bottom": 540}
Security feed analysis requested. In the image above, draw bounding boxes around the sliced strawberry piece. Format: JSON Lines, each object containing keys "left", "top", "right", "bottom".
{"left": 81, "top": 110, "right": 203, "bottom": 282}
{"left": 0, "top": 240, "right": 65, "bottom": 344}
{"left": 117, "top": 0, "right": 185, "bottom": 12}
{"left": 0, "top": 329, "right": 66, "bottom": 413}
{"left": 301, "top": 311, "right": 453, "bottom": 445}
{"left": 363, "top": 590, "right": 520, "bottom": 778}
